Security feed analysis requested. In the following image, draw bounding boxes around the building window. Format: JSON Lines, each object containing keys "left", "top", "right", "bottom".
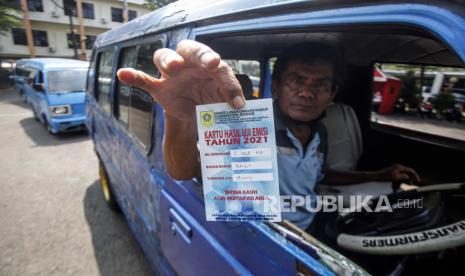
{"left": 111, "top": 7, "right": 123, "bottom": 22}
{"left": 63, "top": 1, "right": 94, "bottom": 19}
{"left": 12, "top": 28, "right": 27, "bottom": 45}
{"left": 85, "top": 35, "right": 96, "bottom": 49}
{"left": 66, "top": 33, "right": 79, "bottom": 49}
{"left": 82, "top": 2, "right": 94, "bottom": 19}
{"left": 28, "top": 0, "right": 43, "bottom": 12}
{"left": 128, "top": 9, "right": 137, "bottom": 21}
{"left": 67, "top": 33, "right": 96, "bottom": 49}
{"left": 63, "top": 0, "right": 77, "bottom": 16}
{"left": 12, "top": 28, "right": 48, "bottom": 47}
{"left": 32, "top": 30, "right": 48, "bottom": 47}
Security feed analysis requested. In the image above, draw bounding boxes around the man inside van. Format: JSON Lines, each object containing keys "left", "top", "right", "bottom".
{"left": 117, "top": 40, "right": 420, "bottom": 230}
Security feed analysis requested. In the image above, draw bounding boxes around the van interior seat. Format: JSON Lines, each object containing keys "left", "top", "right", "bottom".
{"left": 235, "top": 74, "right": 256, "bottom": 100}
{"left": 317, "top": 102, "right": 393, "bottom": 206}
{"left": 322, "top": 103, "right": 363, "bottom": 171}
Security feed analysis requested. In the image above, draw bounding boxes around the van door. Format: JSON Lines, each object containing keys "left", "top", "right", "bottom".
{"left": 34, "top": 70, "right": 46, "bottom": 122}
{"left": 93, "top": 49, "right": 118, "bottom": 166}
{"left": 27, "top": 69, "right": 44, "bottom": 120}
{"left": 154, "top": 46, "right": 333, "bottom": 275}
{"left": 111, "top": 42, "right": 165, "bottom": 258}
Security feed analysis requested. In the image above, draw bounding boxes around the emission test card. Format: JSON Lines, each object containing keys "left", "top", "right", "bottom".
{"left": 196, "top": 98, "right": 281, "bottom": 222}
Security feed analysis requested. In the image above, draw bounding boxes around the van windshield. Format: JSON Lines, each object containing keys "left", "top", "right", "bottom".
{"left": 47, "top": 69, "right": 87, "bottom": 93}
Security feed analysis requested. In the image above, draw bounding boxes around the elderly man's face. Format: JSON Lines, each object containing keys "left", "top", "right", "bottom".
{"left": 272, "top": 59, "right": 335, "bottom": 122}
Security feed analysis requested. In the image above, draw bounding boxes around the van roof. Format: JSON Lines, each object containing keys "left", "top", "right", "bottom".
{"left": 16, "top": 58, "right": 89, "bottom": 70}
{"left": 95, "top": 0, "right": 465, "bottom": 48}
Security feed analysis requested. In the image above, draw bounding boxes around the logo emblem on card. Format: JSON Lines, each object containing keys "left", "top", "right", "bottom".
{"left": 200, "top": 111, "right": 214, "bottom": 127}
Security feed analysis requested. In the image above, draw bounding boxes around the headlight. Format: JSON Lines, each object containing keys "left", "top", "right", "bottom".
{"left": 49, "top": 105, "right": 71, "bottom": 116}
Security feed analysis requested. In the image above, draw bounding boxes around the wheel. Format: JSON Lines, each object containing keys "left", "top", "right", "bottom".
{"left": 32, "top": 107, "right": 39, "bottom": 121}
{"left": 43, "top": 116, "right": 57, "bottom": 135}
{"left": 331, "top": 183, "right": 465, "bottom": 255}
{"left": 20, "top": 90, "right": 27, "bottom": 103}
{"left": 98, "top": 161, "right": 120, "bottom": 212}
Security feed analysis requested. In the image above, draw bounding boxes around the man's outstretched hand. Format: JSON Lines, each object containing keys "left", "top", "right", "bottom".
{"left": 117, "top": 40, "right": 245, "bottom": 122}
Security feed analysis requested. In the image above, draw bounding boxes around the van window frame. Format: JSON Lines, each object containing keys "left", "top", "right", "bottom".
{"left": 111, "top": 34, "right": 167, "bottom": 155}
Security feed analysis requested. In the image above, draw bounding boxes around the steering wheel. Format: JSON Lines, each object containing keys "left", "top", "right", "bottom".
{"left": 329, "top": 183, "right": 465, "bottom": 255}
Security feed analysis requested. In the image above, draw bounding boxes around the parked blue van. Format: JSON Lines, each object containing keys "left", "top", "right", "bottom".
{"left": 86, "top": 1, "right": 465, "bottom": 275}
{"left": 12, "top": 59, "right": 29, "bottom": 102}
{"left": 14, "top": 58, "right": 89, "bottom": 133}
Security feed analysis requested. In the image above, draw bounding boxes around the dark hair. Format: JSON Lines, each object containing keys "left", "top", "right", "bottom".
{"left": 271, "top": 42, "right": 344, "bottom": 92}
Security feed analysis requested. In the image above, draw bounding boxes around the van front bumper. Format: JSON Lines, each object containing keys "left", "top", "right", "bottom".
{"left": 49, "top": 115, "right": 86, "bottom": 133}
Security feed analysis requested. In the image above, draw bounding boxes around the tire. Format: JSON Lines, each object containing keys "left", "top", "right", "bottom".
{"left": 43, "top": 116, "right": 57, "bottom": 135}
{"left": 20, "top": 90, "right": 27, "bottom": 103}
{"left": 32, "top": 107, "right": 39, "bottom": 121}
{"left": 98, "top": 161, "right": 120, "bottom": 212}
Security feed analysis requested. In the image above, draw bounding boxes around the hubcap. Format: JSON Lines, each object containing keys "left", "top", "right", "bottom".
{"left": 99, "top": 165, "right": 111, "bottom": 202}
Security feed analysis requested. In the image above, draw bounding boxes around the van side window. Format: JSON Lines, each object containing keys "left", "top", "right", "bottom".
{"left": 26, "top": 68, "right": 38, "bottom": 84}
{"left": 97, "top": 49, "right": 115, "bottom": 114}
{"left": 116, "top": 47, "right": 137, "bottom": 127}
{"left": 224, "top": 59, "right": 261, "bottom": 99}
{"left": 86, "top": 56, "right": 96, "bottom": 97}
{"left": 136, "top": 44, "right": 160, "bottom": 77}
{"left": 371, "top": 63, "right": 465, "bottom": 143}
{"left": 116, "top": 43, "right": 160, "bottom": 152}
{"left": 37, "top": 70, "right": 44, "bottom": 84}
{"left": 129, "top": 88, "right": 153, "bottom": 150}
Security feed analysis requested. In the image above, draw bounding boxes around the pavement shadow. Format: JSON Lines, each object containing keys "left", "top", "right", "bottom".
{"left": 0, "top": 87, "right": 31, "bottom": 111}
{"left": 83, "top": 180, "right": 153, "bottom": 276}
{"left": 19, "top": 117, "right": 89, "bottom": 147}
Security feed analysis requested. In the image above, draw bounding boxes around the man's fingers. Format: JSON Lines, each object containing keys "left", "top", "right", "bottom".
{"left": 396, "top": 165, "right": 421, "bottom": 183}
{"left": 212, "top": 61, "right": 245, "bottom": 108}
{"left": 398, "top": 173, "right": 410, "bottom": 181}
{"left": 176, "top": 40, "right": 221, "bottom": 70}
{"left": 117, "top": 68, "right": 161, "bottom": 98}
{"left": 404, "top": 168, "right": 421, "bottom": 183}
{"left": 153, "top": 48, "right": 185, "bottom": 76}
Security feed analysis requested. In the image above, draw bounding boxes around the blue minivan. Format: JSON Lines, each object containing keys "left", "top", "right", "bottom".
{"left": 86, "top": 1, "right": 465, "bottom": 275}
{"left": 14, "top": 58, "right": 89, "bottom": 133}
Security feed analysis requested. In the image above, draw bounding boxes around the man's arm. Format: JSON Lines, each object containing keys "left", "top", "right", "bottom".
{"left": 163, "top": 113, "right": 200, "bottom": 179}
{"left": 324, "top": 164, "right": 421, "bottom": 185}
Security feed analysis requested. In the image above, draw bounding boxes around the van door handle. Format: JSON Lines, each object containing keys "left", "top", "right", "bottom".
{"left": 169, "top": 208, "right": 192, "bottom": 243}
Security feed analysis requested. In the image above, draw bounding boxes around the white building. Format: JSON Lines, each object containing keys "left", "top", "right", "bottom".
{"left": 0, "top": 0, "right": 152, "bottom": 60}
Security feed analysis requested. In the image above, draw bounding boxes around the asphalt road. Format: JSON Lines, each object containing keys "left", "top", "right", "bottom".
{"left": 0, "top": 87, "right": 153, "bottom": 276}
{"left": 372, "top": 112, "right": 465, "bottom": 142}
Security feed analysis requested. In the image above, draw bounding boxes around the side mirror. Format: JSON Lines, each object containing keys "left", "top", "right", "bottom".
{"left": 33, "top": 83, "right": 44, "bottom": 91}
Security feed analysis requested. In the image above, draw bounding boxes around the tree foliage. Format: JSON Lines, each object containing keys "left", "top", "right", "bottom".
{"left": 0, "top": 0, "right": 22, "bottom": 35}
{"left": 399, "top": 70, "right": 421, "bottom": 108}
{"left": 431, "top": 85, "right": 456, "bottom": 111}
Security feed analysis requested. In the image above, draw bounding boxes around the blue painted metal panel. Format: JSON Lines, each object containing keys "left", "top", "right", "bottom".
{"left": 193, "top": 4, "right": 465, "bottom": 64}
